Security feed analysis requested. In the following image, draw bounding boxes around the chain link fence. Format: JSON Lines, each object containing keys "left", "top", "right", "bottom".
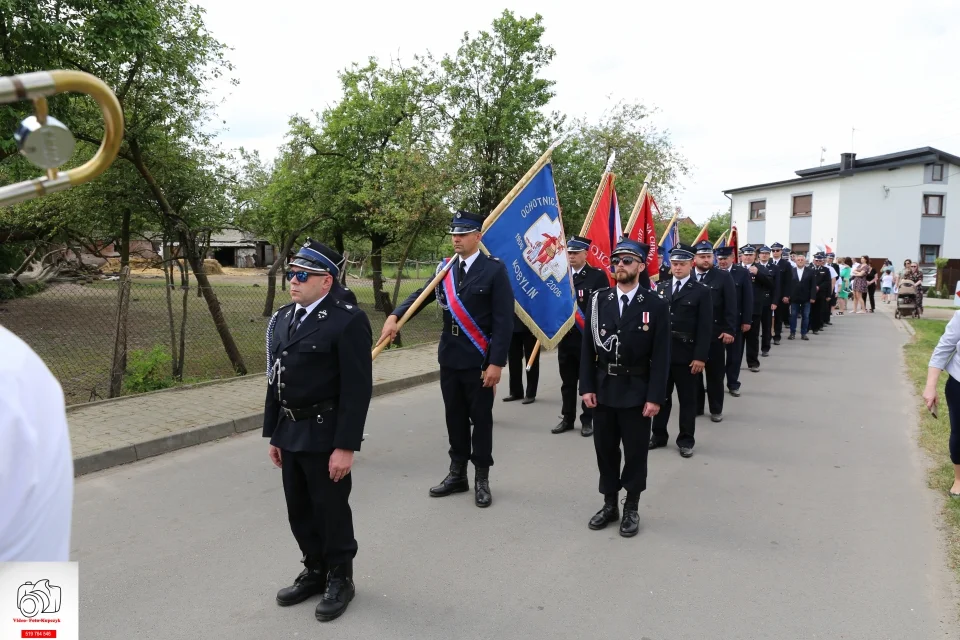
{"left": 1, "top": 266, "right": 443, "bottom": 406}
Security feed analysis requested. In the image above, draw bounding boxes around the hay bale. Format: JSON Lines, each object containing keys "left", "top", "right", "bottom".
{"left": 202, "top": 259, "right": 224, "bottom": 275}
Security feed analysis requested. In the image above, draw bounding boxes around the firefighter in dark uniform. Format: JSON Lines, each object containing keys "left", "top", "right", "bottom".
{"left": 740, "top": 246, "right": 775, "bottom": 372}
{"left": 264, "top": 239, "right": 373, "bottom": 622}
{"left": 755, "top": 245, "right": 779, "bottom": 357}
{"left": 716, "top": 246, "right": 752, "bottom": 397}
{"left": 650, "top": 243, "right": 712, "bottom": 457}
{"left": 580, "top": 238, "right": 670, "bottom": 537}
{"left": 810, "top": 252, "right": 832, "bottom": 334}
{"left": 379, "top": 210, "right": 514, "bottom": 508}
{"left": 770, "top": 242, "right": 793, "bottom": 345}
{"left": 553, "top": 234, "right": 610, "bottom": 437}
{"left": 692, "top": 241, "right": 738, "bottom": 421}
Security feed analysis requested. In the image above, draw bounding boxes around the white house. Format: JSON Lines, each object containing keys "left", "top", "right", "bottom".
{"left": 724, "top": 147, "right": 960, "bottom": 269}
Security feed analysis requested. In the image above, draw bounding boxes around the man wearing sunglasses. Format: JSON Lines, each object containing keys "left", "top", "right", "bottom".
{"left": 580, "top": 238, "right": 670, "bottom": 538}
{"left": 769, "top": 242, "right": 793, "bottom": 345}
{"left": 692, "top": 240, "right": 738, "bottom": 422}
{"left": 264, "top": 239, "right": 373, "bottom": 623}
{"left": 380, "top": 210, "right": 514, "bottom": 509}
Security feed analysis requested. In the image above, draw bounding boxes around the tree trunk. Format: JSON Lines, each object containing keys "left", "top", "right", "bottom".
{"left": 120, "top": 208, "right": 131, "bottom": 269}
{"left": 162, "top": 236, "right": 180, "bottom": 379}
{"left": 369, "top": 233, "right": 391, "bottom": 313}
{"left": 108, "top": 266, "right": 132, "bottom": 398}
{"left": 177, "top": 246, "right": 189, "bottom": 380}
{"left": 334, "top": 230, "right": 345, "bottom": 255}
{"left": 129, "top": 140, "right": 247, "bottom": 376}
{"left": 391, "top": 226, "right": 421, "bottom": 312}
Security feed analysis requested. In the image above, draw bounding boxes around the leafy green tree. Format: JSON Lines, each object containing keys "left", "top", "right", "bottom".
{"left": 441, "top": 10, "right": 562, "bottom": 215}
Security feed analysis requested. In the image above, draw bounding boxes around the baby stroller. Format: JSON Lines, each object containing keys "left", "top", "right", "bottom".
{"left": 894, "top": 281, "right": 921, "bottom": 318}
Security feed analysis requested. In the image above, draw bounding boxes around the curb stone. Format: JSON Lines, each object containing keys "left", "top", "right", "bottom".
{"left": 73, "top": 369, "right": 442, "bottom": 477}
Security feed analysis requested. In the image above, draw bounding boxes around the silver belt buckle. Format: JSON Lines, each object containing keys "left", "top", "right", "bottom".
{"left": 283, "top": 407, "right": 296, "bottom": 421}
{"left": 607, "top": 363, "right": 618, "bottom": 376}
{"left": 451, "top": 324, "right": 460, "bottom": 336}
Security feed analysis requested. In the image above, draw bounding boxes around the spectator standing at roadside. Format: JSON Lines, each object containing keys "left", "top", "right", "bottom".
{"left": 862, "top": 256, "right": 877, "bottom": 313}
{"left": 923, "top": 311, "right": 960, "bottom": 497}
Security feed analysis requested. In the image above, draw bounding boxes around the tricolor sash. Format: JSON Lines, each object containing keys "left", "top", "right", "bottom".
{"left": 574, "top": 307, "right": 586, "bottom": 332}
{"left": 441, "top": 258, "right": 489, "bottom": 356}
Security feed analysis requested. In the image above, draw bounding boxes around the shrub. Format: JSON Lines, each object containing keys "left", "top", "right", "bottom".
{"left": 123, "top": 345, "right": 174, "bottom": 394}
{"left": 0, "top": 280, "right": 47, "bottom": 300}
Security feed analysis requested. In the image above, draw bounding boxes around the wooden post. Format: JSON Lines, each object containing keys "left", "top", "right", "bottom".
{"left": 108, "top": 266, "right": 132, "bottom": 397}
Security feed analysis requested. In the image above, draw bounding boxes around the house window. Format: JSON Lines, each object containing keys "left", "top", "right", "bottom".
{"left": 932, "top": 164, "right": 945, "bottom": 181}
{"left": 923, "top": 194, "right": 944, "bottom": 216}
{"left": 749, "top": 200, "right": 766, "bottom": 221}
{"left": 791, "top": 242, "right": 810, "bottom": 255}
{"left": 920, "top": 244, "right": 940, "bottom": 265}
{"left": 792, "top": 194, "right": 812, "bottom": 217}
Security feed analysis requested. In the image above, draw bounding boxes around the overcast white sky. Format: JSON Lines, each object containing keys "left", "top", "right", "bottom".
{"left": 196, "top": 0, "right": 960, "bottom": 224}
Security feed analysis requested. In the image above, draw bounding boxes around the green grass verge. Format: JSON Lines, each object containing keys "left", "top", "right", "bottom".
{"left": 2, "top": 278, "right": 441, "bottom": 405}
{"left": 903, "top": 317, "right": 960, "bottom": 575}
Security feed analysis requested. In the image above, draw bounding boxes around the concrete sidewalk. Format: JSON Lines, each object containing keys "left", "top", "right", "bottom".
{"left": 67, "top": 341, "right": 441, "bottom": 476}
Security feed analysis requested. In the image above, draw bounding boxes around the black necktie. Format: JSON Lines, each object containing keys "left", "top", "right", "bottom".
{"left": 674, "top": 280, "right": 682, "bottom": 296}
{"left": 458, "top": 260, "right": 467, "bottom": 287}
{"left": 620, "top": 294, "right": 629, "bottom": 316}
{"left": 289, "top": 308, "right": 307, "bottom": 339}
{"left": 697, "top": 272, "right": 704, "bottom": 282}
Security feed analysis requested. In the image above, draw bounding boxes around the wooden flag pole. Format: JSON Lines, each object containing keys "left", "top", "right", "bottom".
{"left": 623, "top": 172, "right": 654, "bottom": 236}
{"left": 374, "top": 138, "right": 564, "bottom": 361}
{"left": 527, "top": 151, "right": 615, "bottom": 372}
{"left": 657, "top": 210, "right": 680, "bottom": 247}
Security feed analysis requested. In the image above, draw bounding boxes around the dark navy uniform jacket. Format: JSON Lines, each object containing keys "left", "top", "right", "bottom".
{"left": 772, "top": 258, "right": 793, "bottom": 303}
{"left": 745, "top": 262, "right": 776, "bottom": 316}
{"left": 814, "top": 265, "right": 832, "bottom": 300}
{"left": 696, "top": 267, "right": 738, "bottom": 341}
{"left": 263, "top": 293, "right": 373, "bottom": 453}
{"left": 559, "top": 264, "right": 610, "bottom": 356}
{"left": 392, "top": 252, "right": 514, "bottom": 371}
{"left": 756, "top": 261, "right": 781, "bottom": 305}
{"left": 656, "top": 277, "right": 712, "bottom": 365}
{"left": 579, "top": 286, "right": 670, "bottom": 409}
{"left": 724, "top": 264, "right": 754, "bottom": 328}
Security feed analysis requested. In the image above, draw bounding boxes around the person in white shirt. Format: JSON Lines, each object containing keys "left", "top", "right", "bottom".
{"left": 924, "top": 310, "right": 960, "bottom": 497}
{"left": 0, "top": 325, "right": 74, "bottom": 561}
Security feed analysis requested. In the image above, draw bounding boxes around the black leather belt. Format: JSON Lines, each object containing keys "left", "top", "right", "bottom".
{"left": 671, "top": 331, "right": 695, "bottom": 343}
{"left": 604, "top": 362, "right": 650, "bottom": 377}
{"left": 281, "top": 400, "right": 337, "bottom": 423}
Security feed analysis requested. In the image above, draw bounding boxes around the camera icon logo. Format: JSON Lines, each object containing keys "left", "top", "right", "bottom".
{"left": 17, "top": 580, "right": 61, "bottom": 619}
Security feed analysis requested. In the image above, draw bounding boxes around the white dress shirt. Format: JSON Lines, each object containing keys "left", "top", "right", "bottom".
{"left": 930, "top": 311, "right": 960, "bottom": 381}
{"left": 617, "top": 283, "right": 640, "bottom": 314}
{"left": 293, "top": 293, "right": 328, "bottom": 329}
{"left": 672, "top": 275, "right": 690, "bottom": 292}
{"left": 796, "top": 266, "right": 806, "bottom": 281}
{"left": 0, "top": 326, "right": 74, "bottom": 561}
{"left": 459, "top": 250, "right": 481, "bottom": 274}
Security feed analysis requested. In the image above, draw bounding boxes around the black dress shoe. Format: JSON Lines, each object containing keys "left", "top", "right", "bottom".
{"left": 552, "top": 419, "right": 574, "bottom": 434}
{"left": 729, "top": 388, "right": 741, "bottom": 397}
{"left": 277, "top": 566, "right": 327, "bottom": 606}
{"left": 679, "top": 446, "right": 694, "bottom": 458}
{"left": 429, "top": 461, "right": 469, "bottom": 497}
{"left": 773, "top": 338, "right": 781, "bottom": 345}
{"left": 801, "top": 335, "right": 809, "bottom": 341}
{"left": 502, "top": 395, "right": 523, "bottom": 402}
{"left": 315, "top": 562, "right": 355, "bottom": 622}
{"left": 711, "top": 414, "right": 723, "bottom": 422}
{"left": 581, "top": 423, "right": 594, "bottom": 437}
{"left": 749, "top": 365, "right": 760, "bottom": 372}
{"left": 521, "top": 396, "right": 536, "bottom": 405}
{"left": 812, "top": 330, "right": 819, "bottom": 335}
{"left": 787, "top": 334, "right": 795, "bottom": 340}
{"left": 648, "top": 436, "right": 667, "bottom": 450}
{"left": 474, "top": 467, "right": 492, "bottom": 508}
{"left": 761, "top": 351, "right": 769, "bottom": 357}
{"left": 619, "top": 495, "right": 640, "bottom": 537}
{"left": 588, "top": 494, "right": 619, "bottom": 530}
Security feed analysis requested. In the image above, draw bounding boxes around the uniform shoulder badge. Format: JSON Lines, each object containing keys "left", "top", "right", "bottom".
{"left": 317, "top": 308, "right": 328, "bottom": 320}
{"left": 486, "top": 254, "right": 500, "bottom": 262}
{"left": 334, "top": 299, "right": 358, "bottom": 313}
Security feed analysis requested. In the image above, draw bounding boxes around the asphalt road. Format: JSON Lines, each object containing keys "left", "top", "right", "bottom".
{"left": 74, "top": 311, "right": 959, "bottom": 639}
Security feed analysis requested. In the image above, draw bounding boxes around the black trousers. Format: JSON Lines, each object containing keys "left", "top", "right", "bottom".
{"left": 743, "top": 312, "right": 763, "bottom": 367}
{"left": 593, "top": 404, "right": 650, "bottom": 495}
{"left": 725, "top": 329, "right": 744, "bottom": 390}
{"left": 440, "top": 367, "right": 494, "bottom": 467}
{"left": 866, "top": 284, "right": 876, "bottom": 311}
{"left": 652, "top": 362, "right": 698, "bottom": 448}
{"left": 282, "top": 449, "right": 357, "bottom": 568}
{"left": 697, "top": 340, "right": 726, "bottom": 415}
{"left": 810, "top": 297, "right": 825, "bottom": 332}
{"left": 774, "top": 300, "right": 789, "bottom": 341}
{"left": 823, "top": 294, "right": 834, "bottom": 324}
{"left": 558, "top": 345, "right": 592, "bottom": 426}
{"left": 508, "top": 331, "right": 539, "bottom": 399}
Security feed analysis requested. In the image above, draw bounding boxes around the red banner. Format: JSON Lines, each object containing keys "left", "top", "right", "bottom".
{"left": 728, "top": 225, "right": 739, "bottom": 262}
{"left": 582, "top": 174, "right": 621, "bottom": 286}
{"left": 627, "top": 192, "right": 661, "bottom": 279}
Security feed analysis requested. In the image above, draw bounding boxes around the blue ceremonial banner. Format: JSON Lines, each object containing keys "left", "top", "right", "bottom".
{"left": 480, "top": 160, "right": 576, "bottom": 349}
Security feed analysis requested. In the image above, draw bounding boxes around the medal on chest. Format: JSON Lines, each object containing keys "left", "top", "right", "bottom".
{"left": 642, "top": 311, "right": 650, "bottom": 331}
